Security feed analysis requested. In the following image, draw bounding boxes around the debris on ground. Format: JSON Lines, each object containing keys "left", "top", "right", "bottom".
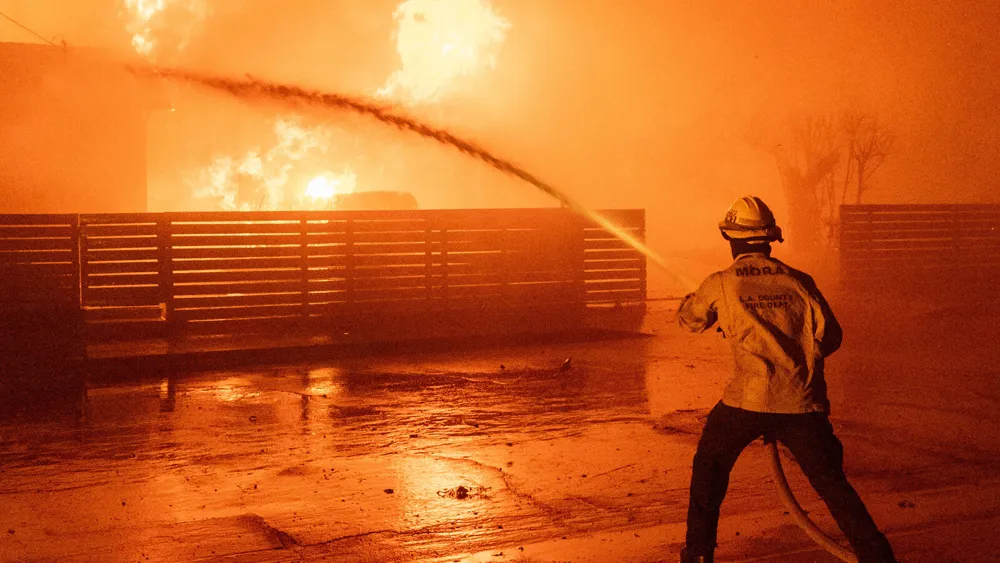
{"left": 384, "top": 488, "right": 394, "bottom": 494}
{"left": 437, "top": 485, "right": 491, "bottom": 500}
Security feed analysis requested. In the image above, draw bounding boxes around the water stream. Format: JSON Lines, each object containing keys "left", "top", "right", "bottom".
{"left": 130, "top": 65, "right": 699, "bottom": 291}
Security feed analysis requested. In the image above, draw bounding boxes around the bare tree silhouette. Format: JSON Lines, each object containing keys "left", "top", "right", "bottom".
{"left": 841, "top": 113, "right": 895, "bottom": 204}
{"left": 748, "top": 115, "right": 841, "bottom": 253}
{"left": 749, "top": 111, "right": 894, "bottom": 252}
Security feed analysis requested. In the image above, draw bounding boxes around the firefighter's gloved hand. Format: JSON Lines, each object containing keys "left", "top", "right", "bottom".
{"left": 677, "top": 292, "right": 718, "bottom": 333}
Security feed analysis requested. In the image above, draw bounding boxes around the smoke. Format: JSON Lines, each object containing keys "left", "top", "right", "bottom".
{"left": 2, "top": 0, "right": 1000, "bottom": 291}
{"left": 376, "top": 0, "right": 510, "bottom": 104}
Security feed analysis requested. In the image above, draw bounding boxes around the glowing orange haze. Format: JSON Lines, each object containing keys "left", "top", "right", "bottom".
{"left": 1, "top": 0, "right": 999, "bottom": 281}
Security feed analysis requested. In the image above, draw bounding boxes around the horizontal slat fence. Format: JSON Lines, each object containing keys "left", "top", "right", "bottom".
{"left": 584, "top": 209, "right": 646, "bottom": 305}
{"left": 0, "top": 214, "right": 83, "bottom": 361}
{"left": 75, "top": 208, "right": 644, "bottom": 338}
{"left": 80, "top": 214, "right": 162, "bottom": 323}
{"left": 0, "top": 208, "right": 645, "bottom": 347}
{"left": 840, "top": 204, "right": 1000, "bottom": 292}
{"left": 0, "top": 214, "right": 80, "bottom": 313}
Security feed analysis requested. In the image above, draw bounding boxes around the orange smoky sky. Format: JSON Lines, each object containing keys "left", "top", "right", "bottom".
{"left": 1, "top": 0, "right": 998, "bottom": 259}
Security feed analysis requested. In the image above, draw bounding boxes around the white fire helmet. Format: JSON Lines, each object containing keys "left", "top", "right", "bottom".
{"left": 718, "top": 195, "right": 784, "bottom": 242}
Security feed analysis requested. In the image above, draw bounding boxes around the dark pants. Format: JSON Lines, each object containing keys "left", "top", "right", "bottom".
{"left": 686, "top": 402, "right": 896, "bottom": 563}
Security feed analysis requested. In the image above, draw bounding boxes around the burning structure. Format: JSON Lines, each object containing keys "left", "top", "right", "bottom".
{"left": 0, "top": 41, "right": 155, "bottom": 213}
{"left": 131, "top": 0, "right": 513, "bottom": 214}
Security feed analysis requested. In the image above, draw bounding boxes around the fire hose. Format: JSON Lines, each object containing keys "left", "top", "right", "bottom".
{"left": 766, "top": 439, "right": 858, "bottom": 562}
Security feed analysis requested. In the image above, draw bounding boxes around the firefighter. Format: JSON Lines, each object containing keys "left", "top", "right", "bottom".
{"left": 676, "top": 196, "right": 896, "bottom": 563}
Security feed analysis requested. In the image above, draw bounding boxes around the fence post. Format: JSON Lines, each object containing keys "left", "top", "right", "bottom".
{"left": 345, "top": 218, "right": 355, "bottom": 323}
{"left": 500, "top": 226, "right": 510, "bottom": 307}
{"left": 863, "top": 207, "right": 875, "bottom": 292}
{"left": 157, "top": 215, "right": 174, "bottom": 331}
{"left": 424, "top": 216, "right": 434, "bottom": 312}
{"left": 440, "top": 226, "right": 449, "bottom": 314}
{"left": 839, "top": 205, "right": 851, "bottom": 289}
{"left": 575, "top": 215, "right": 586, "bottom": 309}
{"left": 562, "top": 211, "right": 585, "bottom": 312}
{"left": 637, "top": 209, "right": 647, "bottom": 306}
{"left": 71, "top": 215, "right": 82, "bottom": 310}
{"left": 70, "top": 214, "right": 84, "bottom": 352}
{"left": 840, "top": 205, "right": 866, "bottom": 292}
{"left": 300, "top": 217, "right": 309, "bottom": 322}
{"left": 951, "top": 205, "right": 962, "bottom": 261}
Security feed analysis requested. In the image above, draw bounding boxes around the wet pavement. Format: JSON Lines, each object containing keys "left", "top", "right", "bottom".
{"left": 2, "top": 299, "right": 1000, "bottom": 562}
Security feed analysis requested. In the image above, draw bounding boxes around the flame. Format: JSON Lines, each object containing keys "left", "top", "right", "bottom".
{"left": 305, "top": 176, "right": 337, "bottom": 201}
{"left": 121, "top": 0, "right": 209, "bottom": 59}
{"left": 378, "top": 0, "right": 510, "bottom": 104}
{"left": 191, "top": 116, "right": 356, "bottom": 211}
{"left": 304, "top": 172, "right": 358, "bottom": 209}
{"left": 180, "top": 0, "right": 509, "bottom": 210}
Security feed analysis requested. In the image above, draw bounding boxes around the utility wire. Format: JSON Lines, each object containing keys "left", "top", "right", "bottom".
{"left": 0, "top": 10, "right": 60, "bottom": 47}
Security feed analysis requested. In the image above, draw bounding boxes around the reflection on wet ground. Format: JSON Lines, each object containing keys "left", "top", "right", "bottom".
{"left": 4, "top": 299, "right": 1000, "bottom": 562}
{"left": 2, "top": 356, "right": 650, "bottom": 465}
{"left": 0, "top": 337, "right": 669, "bottom": 562}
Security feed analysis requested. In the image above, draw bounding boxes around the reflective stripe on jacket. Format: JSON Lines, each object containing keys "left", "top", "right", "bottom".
{"left": 677, "top": 252, "right": 842, "bottom": 414}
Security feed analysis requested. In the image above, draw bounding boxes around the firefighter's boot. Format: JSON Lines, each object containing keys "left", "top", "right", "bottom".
{"left": 680, "top": 546, "right": 714, "bottom": 563}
